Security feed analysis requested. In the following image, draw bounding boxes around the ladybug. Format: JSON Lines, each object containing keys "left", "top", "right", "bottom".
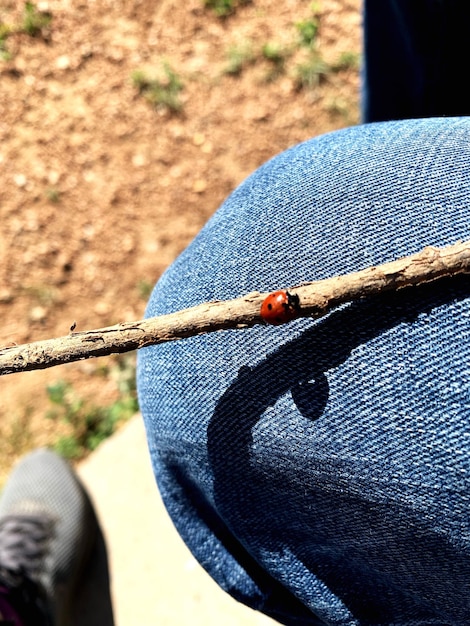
{"left": 260, "top": 290, "right": 301, "bottom": 326}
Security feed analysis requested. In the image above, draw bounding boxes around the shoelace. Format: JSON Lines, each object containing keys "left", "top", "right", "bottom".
{"left": 0, "top": 515, "right": 55, "bottom": 582}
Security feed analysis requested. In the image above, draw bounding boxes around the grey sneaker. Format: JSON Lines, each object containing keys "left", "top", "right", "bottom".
{"left": 0, "top": 449, "right": 99, "bottom": 626}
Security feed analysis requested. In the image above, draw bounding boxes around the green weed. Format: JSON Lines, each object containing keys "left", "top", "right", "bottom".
{"left": 47, "top": 354, "right": 139, "bottom": 460}
{"left": 45, "top": 187, "right": 61, "bottom": 203}
{"left": 0, "top": 24, "right": 12, "bottom": 60}
{"left": 330, "top": 51, "right": 360, "bottom": 72}
{"left": 294, "top": 49, "right": 359, "bottom": 92}
{"left": 203, "top": 0, "right": 250, "bottom": 18}
{"left": 220, "top": 5, "right": 335, "bottom": 86}
{"left": 0, "top": 2, "right": 51, "bottom": 60}
{"left": 21, "top": 1, "right": 51, "bottom": 37}
{"left": 132, "top": 64, "right": 184, "bottom": 113}
{"left": 295, "top": 18, "right": 319, "bottom": 48}
{"left": 294, "top": 52, "right": 330, "bottom": 89}
{"left": 262, "top": 42, "right": 287, "bottom": 65}
{"left": 261, "top": 41, "right": 292, "bottom": 81}
{"left": 324, "top": 95, "right": 359, "bottom": 124}
{"left": 136, "top": 279, "right": 153, "bottom": 300}
{"left": 224, "top": 41, "right": 254, "bottom": 75}
{"left": 204, "top": 0, "right": 235, "bottom": 17}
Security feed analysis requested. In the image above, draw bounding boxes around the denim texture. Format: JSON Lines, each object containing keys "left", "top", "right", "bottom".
{"left": 137, "top": 117, "right": 470, "bottom": 625}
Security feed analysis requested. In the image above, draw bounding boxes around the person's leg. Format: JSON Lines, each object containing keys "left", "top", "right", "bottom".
{"left": 363, "top": 0, "right": 470, "bottom": 122}
{"left": 138, "top": 117, "right": 470, "bottom": 625}
{"left": 0, "top": 449, "right": 99, "bottom": 626}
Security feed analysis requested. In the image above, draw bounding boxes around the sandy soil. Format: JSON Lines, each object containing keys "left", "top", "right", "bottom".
{"left": 0, "top": 0, "right": 360, "bottom": 479}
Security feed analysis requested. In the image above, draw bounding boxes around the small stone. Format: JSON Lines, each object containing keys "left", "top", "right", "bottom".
{"left": 132, "top": 153, "right": 147, "bottom": 167}
{"left": 201, "top": 142, "right": 213, "bottom": 154}
{"left": 192, "top": 132, "right": 205, "bottom": 146}
{"left": 56, "top": 55, "right": 71, "bottom": 70}
{"left": 47, "top": 170, "right": 60, "bottom": 185}
{"left": 30, "top": 306, "right": 47, "bottom": 322}
{"left": 192, "top": 179, "right": 207, "bottom": 193}
{"left": 13, "top": 174, "right": 27, "bottom": 188}
{"left": 0, "top": 289, "right": 13, "bottom": 303}
{"left": 122, "top": 234, "right": 135, "bottom": 252}
{"left": 94, "top": 301, "right": 110, "bottom": 315}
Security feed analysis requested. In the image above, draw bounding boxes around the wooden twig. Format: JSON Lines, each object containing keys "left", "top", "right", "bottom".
{"left": 0, "top": 240, "right": 469, "bottom": 376}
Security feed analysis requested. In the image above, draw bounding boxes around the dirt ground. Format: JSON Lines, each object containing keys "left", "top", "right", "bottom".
{"left": 0, "top": 0, "right": 360, "bottom": 481}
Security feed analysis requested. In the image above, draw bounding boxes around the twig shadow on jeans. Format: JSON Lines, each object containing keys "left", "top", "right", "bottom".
{"left": 206, "top": 275, "right": 470, "bottom": 622}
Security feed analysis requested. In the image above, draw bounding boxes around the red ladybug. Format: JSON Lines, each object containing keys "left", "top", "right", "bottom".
{"left": 260, "top": 290, "right": 301, "bottom": 326}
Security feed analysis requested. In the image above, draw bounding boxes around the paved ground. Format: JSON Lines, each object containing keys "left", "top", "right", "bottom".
{"left": 77, "top": 415, "right": 278, "bottom": 626}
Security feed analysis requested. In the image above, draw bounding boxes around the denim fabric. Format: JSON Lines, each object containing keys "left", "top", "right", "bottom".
{"left": 362, "top": 0, "right": 470, "bottom": 122}
{"left": 137, "top": 117, "right": 470, "bottom": 625}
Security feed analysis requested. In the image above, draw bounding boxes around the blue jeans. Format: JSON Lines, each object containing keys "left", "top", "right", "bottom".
{"left": 137, "top": 5, "right": 470, "bottom": 625}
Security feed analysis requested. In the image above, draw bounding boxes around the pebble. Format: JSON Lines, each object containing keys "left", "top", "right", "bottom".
{"left": 56, "top": 55, "right": 71, "bottom": 70}
{"left": 132, "top": 153, "right": 147, "bottom": 167}
{"left": 192, "top": 179, "right": 207, "bottom": 193}
{"left": 0, "top": 289, "right": 13, "bottom": 304}
{"left": 13, "top": 174, "right": 27, "bottom": 188}
{"left": 29, "top": 306, "right": 47, "bottom": 322}
{"left": 192, "top": 132, "right": 205, "bottom": 146}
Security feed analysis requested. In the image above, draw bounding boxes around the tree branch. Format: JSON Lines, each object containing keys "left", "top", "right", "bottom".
{"left": 0, "top": 240, "right": 469, "bottom": 376}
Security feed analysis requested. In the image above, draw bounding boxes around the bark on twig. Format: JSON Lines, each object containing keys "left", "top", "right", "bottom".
{"left": 0, "top": 240, "right": 469, "bottom": 376}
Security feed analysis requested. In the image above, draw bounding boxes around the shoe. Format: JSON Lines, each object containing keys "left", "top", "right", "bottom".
{"left": 0, "top": 449, "right": 99, "bottom": 626}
